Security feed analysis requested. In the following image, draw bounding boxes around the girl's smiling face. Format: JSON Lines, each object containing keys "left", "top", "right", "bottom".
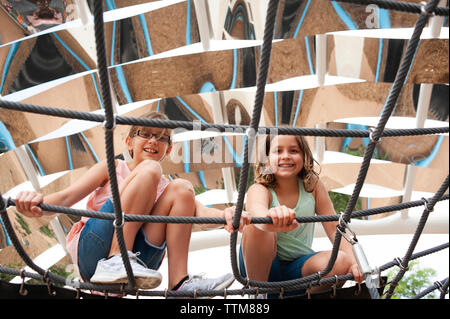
{"left": 126, "top": 127, "right": 172, "bottom": 163}
{"left": 268, "top": 135, "right": 304, "bottom": 179}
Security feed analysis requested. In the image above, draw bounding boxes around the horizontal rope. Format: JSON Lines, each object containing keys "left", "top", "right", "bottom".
{"left": 0, "top": 100, "right": 448, "bottom": 138}
{"left": 3, "top": 194, "right": 448, "bottom": 225}
{"left": 0, "top": 242, "right": 447, "bottom": 298}
{"left": 334, "top": 0, "right": 449, "bottom": 16}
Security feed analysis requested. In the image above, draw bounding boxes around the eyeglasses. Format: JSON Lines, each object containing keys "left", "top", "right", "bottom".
{"left": 134, "top": 130, "right": 171, "bottom": 143}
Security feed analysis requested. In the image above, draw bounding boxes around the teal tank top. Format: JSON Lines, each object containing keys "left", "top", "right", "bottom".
{"left": 268, "top": 178, "right": 316, "bottom": 261}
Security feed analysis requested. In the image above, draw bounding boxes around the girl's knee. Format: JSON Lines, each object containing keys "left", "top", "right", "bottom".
{"left": 170, "top": 179, "right": 195, "bottom": 202}
{"left": 135, "top": 160, "right": 162, "bottom": 180}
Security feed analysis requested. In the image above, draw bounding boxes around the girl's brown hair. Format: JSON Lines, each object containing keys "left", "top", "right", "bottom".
{"left": 127, "top": 111, "right": 172, "bottom": 157}
{"left": 254, "top": 133, "right": 320, "bottom": 192}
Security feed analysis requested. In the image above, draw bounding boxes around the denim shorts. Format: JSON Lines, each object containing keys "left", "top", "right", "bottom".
{"left": 78, "top": 198, "right": 166, "bottom": 281}
{"left": 238, "top": 245, "right": 318, "bottom": 298}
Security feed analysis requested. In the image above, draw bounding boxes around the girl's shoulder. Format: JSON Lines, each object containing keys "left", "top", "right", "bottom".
{"left": 248, "top": 182, "right": 272, "bottom": 203}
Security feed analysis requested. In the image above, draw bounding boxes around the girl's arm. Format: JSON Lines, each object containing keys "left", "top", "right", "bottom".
{"left": 194, "top": 200, "right": 250, "bottom": 233}
{"left": 15, "top": 160, "right": 110, "bottom": 218}
{"left": 314, "top": 179, "right": 363, "bottom": 282}
{"left": 246, "top": 183, "right": 299, "bottom": 233}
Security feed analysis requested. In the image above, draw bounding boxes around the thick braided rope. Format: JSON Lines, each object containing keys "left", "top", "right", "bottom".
{"left": 229, "top": 0, "right": 280, "bottom": 288}
{"left": 0, "top": 99, "right": 448, "bottom": 138}
{"left": 413, "top": 278, "right": 449, "bottom": 299}
{"left": 3, "top": 194, "right": 448, "bottom": 225}
{"left": 0, "top": 0, "right": 447, "bottom": 299}
{"left": 92, "top": 0, "right": 136, "bottom": 289}
{"left": 385, "top": 175, "right": 449, "bottom": 299}
{"left": 334, "top": 0, "right": 449, "bottom": 16}
{"left": 0, "top": 237, "right": 446, "bottom": 298}
{"left": 329, "top": 0, "right": 443, "bottom": 298}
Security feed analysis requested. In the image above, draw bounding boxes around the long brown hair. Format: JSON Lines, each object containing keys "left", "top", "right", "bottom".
{"left": 127, "top": 111, "right": 172, "bottom": 158}
{"left": 254, "top": 133, "right": 320, "bottom": 192}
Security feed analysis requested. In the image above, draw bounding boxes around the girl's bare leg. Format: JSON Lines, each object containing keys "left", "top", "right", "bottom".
{"left": 241, "top": 225, "right": 277, "bottom": 282}
{"left": 108, "top": 160, "right": 162, "bottom": 257}
{"left": 142, "top": 179, "right": 196, "bottom": 289}
{"left": 301, "top": 250, "right": 352, "bottom": 292}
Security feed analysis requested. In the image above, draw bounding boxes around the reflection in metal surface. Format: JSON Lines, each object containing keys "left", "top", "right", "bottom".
{"left": 104, "top": 0, "right": 201, "bottom": 66}
{"left": 213, "top": 0, "right": 446, "bottom": 40}
{"left": 328, "top": 36, "right": 449, "bottom": 84}
{"left": 109, "top": 36, "right": 318, "bottom": 102}
{"left": 0, "top": 71, "right": 103, "bottom": 148}
{"left": 0, "top": 0, "right": 76, "bottom": 33}
{"left": 0, "top": 29, "right": 98, "bottom": 97}
{"left": 0, "top": 0, "right": 446, "bottom": 221}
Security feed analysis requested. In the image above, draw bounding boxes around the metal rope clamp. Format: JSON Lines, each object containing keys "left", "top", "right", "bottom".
{"left": 337, "top": 215, "right": 380, "bottom": 288}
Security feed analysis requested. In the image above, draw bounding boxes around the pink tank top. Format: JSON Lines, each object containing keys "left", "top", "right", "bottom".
{"left": 66, "top": 160, "right": 170, "bottom": 266}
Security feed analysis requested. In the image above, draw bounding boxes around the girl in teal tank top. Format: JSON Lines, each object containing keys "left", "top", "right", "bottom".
{"left": 239, "top": 133, "right": 363, "bottom": 298}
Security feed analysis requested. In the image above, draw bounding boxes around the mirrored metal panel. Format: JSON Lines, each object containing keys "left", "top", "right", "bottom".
{"left": 0, "top": 28, "right": 97, "bottom": 96}
{"left": 109, "top": 36, "right": 316, "bottom": 102}
{"left": 328, "top": 36, "right": 449, "bottom": 84}
{"left": 0, "top": 71, "right": 103, "bottom": 150}
{"left": 104, "top": 0, "right": 201, "bottom": 66}
{"left": 101, "top": 0, "right": 160, "bottom": 11}
{"left": 211, "top": 0, "right": 443, "bottom": 40}
{"left": 0, "top": 0, "right": 77, "bottom": 34}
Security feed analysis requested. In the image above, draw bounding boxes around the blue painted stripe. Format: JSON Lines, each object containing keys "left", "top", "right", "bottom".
{"left": 274, "top": 92, "right": 278, "bottom": 126}
{"left": 414, "top": 135, "right": 444, "bottom": 168}
{"left": 26, "top": 144, "right": 45, "bottom": 176}
{"left": 200, "top": 82, "right": 217, "bottom": 93}
{"left": 53, "top": 33, "right": 90, "bottom": 70}
{"left": 80, "top": 132, "right": 100, "bottom": 163}
{"left": 1, "top": 42, "right": 20, "bottom": 93}
{"left": 293, "top": 0, "right": 312, "bottom": 39}
{"left": 292, "top": 90, "right": 303, "bottom": 126}
{"left": 197, "top": 170, "right": 208, "bottom": 190}
{"left": 330, "top": 1, "right": 358, "bottom": 30}
{"left": 52, "top": 33, "right": 103, "bottom": 108}
{"left": 378, "top": 8, "right": 391, "bottom": 28}
{"left": 305, "top": 36, "right": 314, "bottom": 74}
{"left": 156, "top": 99, "right": 161, "bottom": 112}
{"left": 110, "top": 19, "right": 133, "bottom": 104}
{"left": 229, "top": 4, "right": 250, "bottom": 39}
{"left": 176, "top": 97, "right": 206, "bottom": 123}
{"left": 0, "top": 121, "right": 16, "bottom": 152}
{"left": 105, "top": 0, "right": 117, "bottom": 10}
{"left": 0, "top": 218, "right": 11, "bottom": 246}
{"left": 186, "top": 0, "right": 191, "bottom": 45}
{"left": 65, "top": 136, "right": 74, "bottom": 170}
{"left": 230, "top": 49, "right": 238, "bottom": 90}
{"left": 115, "top": 65, "right": 133, "bottom": 104}
{"left": 138, "top": 14, "right": 154, "bottom": 56}
{"left": 375, "top": 38, "right": 383, "bottom": 83}
{"left": 183, "top": 140, "right": 190, "bottom": 173}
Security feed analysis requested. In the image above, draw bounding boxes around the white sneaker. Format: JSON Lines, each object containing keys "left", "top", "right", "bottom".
{"left": 90, "top": 251, "right": 162, "bottom": 289}
{"left": 175, "top": 273, "right": 235, "bottom": 298}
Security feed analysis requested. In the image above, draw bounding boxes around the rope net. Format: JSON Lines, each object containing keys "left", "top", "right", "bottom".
{"left": 0, "top": 0, "right": 448, "bottom": 299}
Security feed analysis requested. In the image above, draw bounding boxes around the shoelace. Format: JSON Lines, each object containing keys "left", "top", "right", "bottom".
{"left": 127, "top": 251, "right": 148, "bottom": 268}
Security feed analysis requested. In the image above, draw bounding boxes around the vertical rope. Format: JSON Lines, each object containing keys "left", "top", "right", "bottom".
{"left": 230, "top": 0, "right": 280, "bottom": 286}
{"left": 91, "top": 0, "right": 136, "bottom": 289}
{"left": 385, "top": 175, "right": 449, "bottom": 299}
{"left": 325, "top": 0, "right": 441, "bottom": 295}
